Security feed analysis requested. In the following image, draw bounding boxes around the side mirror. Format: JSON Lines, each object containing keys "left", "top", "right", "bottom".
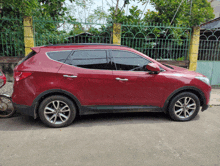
{"left": 146, "top": 63, "right": 160, "bottom": 72}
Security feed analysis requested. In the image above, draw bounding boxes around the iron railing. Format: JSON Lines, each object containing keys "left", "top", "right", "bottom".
{"left": 121, "top": 23, "right": 192, "bottom": 60}
{"left": 33, "top": 17, "right": 112, "bottom": 47}
{"left": 0, "top": 15, "right": 24, "bottom": 57}
{"left": 198, "top": 28, "right": 220, "bottom": 61}
{"left": 0, "top": 16, "right": 192, "bottom": 60}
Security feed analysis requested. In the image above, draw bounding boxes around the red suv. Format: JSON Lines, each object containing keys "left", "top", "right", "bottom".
{"left": 12, "top": 44, "right": 211, "bottom": 127}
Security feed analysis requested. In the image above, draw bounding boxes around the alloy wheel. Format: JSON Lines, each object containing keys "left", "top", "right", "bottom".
{"left": 173, "top": 97, "right": 197, "bottom": 119}
{"left": 44, "top": 100, "right": 71, "bottom": 125}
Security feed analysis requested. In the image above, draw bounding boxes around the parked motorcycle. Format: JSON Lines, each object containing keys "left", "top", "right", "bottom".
{"left": 0, "top": 70, "right": 15, "bottom": 118}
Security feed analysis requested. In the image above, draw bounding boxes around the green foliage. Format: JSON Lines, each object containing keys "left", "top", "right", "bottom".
{"left": 87, "top": 6, "right": 108, "bottom": 23}
{"left": 1, "top": 0, "right": 77, "bottom": 56}
{"left": 2, "top": 0, "right": 39, "bottom": 17}
{"left": 2, "top": 0, "right": 74, "bottom": 18}
{"left": 0, "top": 14, "right": 24, "bottom": 57}
{"left": 144, "top": 0, "right": 215, "bottom": 27}
{"left": 0, "top": 0, "right": 215, "bottom": 59}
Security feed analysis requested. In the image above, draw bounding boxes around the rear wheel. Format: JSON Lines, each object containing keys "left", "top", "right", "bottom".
{"left": 39, "top": 95, "right": 76, "bottom": 128}
{"left": 168, "top": 92, "right": 200, "bottom": 121}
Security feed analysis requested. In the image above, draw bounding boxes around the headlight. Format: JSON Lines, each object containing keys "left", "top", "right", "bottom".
{"left": 195, "top": 76, "right": 210, "bottom": 85}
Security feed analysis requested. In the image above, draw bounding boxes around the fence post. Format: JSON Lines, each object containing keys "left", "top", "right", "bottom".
{"left": 113, "top": 23, "right": 121, "bottom": 45}
{"left": 23, "top": 16, "right": 34, "bottom": 56}
{"left": 188, "top": 26, "right": 200, "bottom": 71}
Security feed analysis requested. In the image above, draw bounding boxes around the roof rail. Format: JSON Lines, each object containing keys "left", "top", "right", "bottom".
{"left": 44, "top": 43, "right": 128, "bottom": 47}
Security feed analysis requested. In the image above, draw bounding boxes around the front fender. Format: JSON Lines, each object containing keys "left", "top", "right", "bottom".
{"left": 162, "top": 86, "right": 206, "bottom": 113}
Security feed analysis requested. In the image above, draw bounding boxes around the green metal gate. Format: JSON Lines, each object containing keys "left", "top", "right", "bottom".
{"left": 1, "top": 15, "right": 192, "bottom": 63}
{"left": 0, "top": 15, "right": 24, "bottom": 57}
{"left": 121, "top": 23, "right": 192, "bottom": 61}
{"left": 33, "top": 17, "right": 112, "bottom": 46}
{"left": 197, "top": 27, "right": 220, "bottom": 86}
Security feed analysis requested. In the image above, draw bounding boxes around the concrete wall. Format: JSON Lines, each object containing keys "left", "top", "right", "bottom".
{"left": 196, "top": 61, "right": 220, "bottom": 85}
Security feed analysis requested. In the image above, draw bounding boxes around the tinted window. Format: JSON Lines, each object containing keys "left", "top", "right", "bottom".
{"left": 67, "top": 50, "right": 110, "bottom": 70}
{"left": 111, "top": 50, "right": 150, "bottom": 71}
{"left": 47, "top": 51, "right": 72, "bottom": 63}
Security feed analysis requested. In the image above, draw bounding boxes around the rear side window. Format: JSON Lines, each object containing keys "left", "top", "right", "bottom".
{"left": 17, "top": 51, "right": 37, "bottom": 65}
{"left": 66, "top": 50, "right": 111, "bottom": 70}
{"left": 47, "top": 51, "right": 72, "bottom": 63}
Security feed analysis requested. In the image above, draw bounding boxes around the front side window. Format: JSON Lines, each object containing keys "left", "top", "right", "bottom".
{"left": 67, "top": 50, "right": 110, "bottom": 70}
{"left": 111, "top": 50, "right": 151, "bottom": 71}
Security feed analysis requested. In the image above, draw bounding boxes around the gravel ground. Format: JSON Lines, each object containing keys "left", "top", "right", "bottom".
{"left": 0, "top": 82, "right": 13, "bottom": 96}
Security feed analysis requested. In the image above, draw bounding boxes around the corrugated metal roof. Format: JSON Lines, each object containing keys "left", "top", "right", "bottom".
{"left": 200, "top": 17, "right": 220, "bottom": 29}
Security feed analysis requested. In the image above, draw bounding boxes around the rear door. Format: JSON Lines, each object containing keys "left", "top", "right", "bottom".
{"left": 58, "top": 50, "right": 116, "bottom": 106}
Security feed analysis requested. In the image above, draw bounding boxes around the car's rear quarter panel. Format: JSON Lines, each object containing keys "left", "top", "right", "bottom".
{"left": 12, "top": 49, "right": 64, "bottom": 106}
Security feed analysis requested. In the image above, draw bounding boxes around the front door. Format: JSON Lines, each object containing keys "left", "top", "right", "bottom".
{"left": 110, "top": 50, "right": 164, "bottom": 106}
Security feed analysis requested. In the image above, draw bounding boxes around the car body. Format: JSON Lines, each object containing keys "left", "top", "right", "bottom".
{"left": 12, "top": 44, "right": 211, "bottom": 127}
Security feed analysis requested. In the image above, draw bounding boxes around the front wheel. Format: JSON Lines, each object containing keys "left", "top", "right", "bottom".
{"left": 0, "top": 95, "right": 15, "bottom": 118}
{"left": 38, "top": 95, "right": 76, "bottom": 128}
{"left": 168, "top": 92, "right": 200, "bottom": 121}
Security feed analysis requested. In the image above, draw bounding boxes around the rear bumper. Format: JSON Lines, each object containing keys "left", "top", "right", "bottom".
{"left": 13, "top": 102, "right": 37, "bottom": 118}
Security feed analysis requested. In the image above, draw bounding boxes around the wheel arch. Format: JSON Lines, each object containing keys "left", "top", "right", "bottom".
{"left": 163, "top": 86, "right": 206, "bottom": 114}
{"left": 32, "top": 89, "right": 82, "bottom": 119}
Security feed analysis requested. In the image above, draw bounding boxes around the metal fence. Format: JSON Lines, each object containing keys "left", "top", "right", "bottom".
{"left": 198, "top": 28, "right": 220, "bottom": 61}
{"left": 121, "top": 23, "right": 192, "bottom": 60}
{"left": 33, "top": 17, "right": 112, "bottom": 47}
{"left": 0, "top": 15, "right": 24, "bottom": 57}
{"left": 197, "top": 27, "right": 220, "bottom": 86}
{"left": 1, "top": 16, "right": 192, "bottom": 61}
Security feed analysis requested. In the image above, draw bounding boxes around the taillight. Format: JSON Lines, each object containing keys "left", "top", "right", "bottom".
{"left": 14, "top": 71, "right": 32, "bottom": 82}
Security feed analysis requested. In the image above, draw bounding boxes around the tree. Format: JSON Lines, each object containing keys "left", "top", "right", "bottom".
{"left": 1, "top": 0, "right": 74, "bottom": 18}
{"left": 144, "top": 0, "right": 215, "bottom": 27}
{"left": 0, "top": 0, "right": 76, "bottom": 56}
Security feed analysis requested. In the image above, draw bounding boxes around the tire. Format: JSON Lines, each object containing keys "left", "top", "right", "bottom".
{"left": 0, "top": 95, "right": 15, "bottom": 118}
{"left": 168, "top": 92, "right": 200, "bottom": 121}
{"left": 38, "top": 95, "right": 76, "bottom": 128}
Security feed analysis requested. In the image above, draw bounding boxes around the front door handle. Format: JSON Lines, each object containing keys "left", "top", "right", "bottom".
{"left": 63, "top": 75, "right": 77, "bottom": 78}
{"left": 116, "top": 77, "right": 128, "bottom": 81}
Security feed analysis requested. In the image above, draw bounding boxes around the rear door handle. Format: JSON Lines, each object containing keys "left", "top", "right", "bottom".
{"left": 116, "top": 77, "right": 128, "bottom": 81}
{"left": 63, "top": 75, "right": 77, "bottom": 78}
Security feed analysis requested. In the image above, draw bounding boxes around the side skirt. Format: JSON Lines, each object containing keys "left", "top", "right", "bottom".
{"left": 80, "top": 105, "right": 163, "bottom": 115}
